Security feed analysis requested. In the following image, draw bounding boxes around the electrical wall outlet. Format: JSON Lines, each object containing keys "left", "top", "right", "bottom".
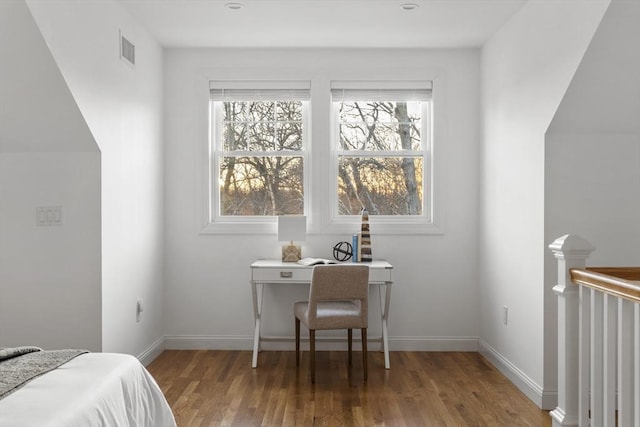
{"left": 503, "top": 306, "right": 509, "bottom": 325}
{"left": 136, "top": 299, "right": 144, "bottom": 322}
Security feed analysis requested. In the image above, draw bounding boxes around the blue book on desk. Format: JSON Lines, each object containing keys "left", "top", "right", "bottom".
{"left": 352, "top": 233, "right": 358, "bottom": 263}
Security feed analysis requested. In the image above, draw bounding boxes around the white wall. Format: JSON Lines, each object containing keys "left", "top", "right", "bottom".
{"left": 547, "top": 0, "right": 640, "bottom": 253}
{"left": 0, "top": 0, "right": 101, "bottom": 351}
{"left": 26, "top": 0, "right": 165, "bottom": 361}
{"left": 0, "top": 1, "right": 96, "bottom": 154}
{"left": 479, "top": 0, "right": 609, "bottom": 408}
{"left": 546, "top": 0, "right": 640, "bottom": 214}
{"left": 163, "top": 48, "right": 482, "bottom": 351}
{"left": 0, "top": 153, "right": 101, "bottom": 350}
{"left": 545, "top": 135, "right": 640, "bottom": 263}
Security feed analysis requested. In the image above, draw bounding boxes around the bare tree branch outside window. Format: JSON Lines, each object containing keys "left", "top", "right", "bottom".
{"left": 218, "top": 100, "right": 304, "bottom": 216}
{"left": 336, "top": 100, "right": 425, "bottom": 216}
{"left": 214, "top": 95, "right": 428, "bottom": 218}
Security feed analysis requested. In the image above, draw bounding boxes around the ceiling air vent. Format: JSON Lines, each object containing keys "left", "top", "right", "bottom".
{"left": 119, "top": 31, "right": 135, "bottom": 66}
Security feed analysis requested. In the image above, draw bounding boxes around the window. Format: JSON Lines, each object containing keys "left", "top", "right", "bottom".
{"left": 205, "top": 78, "right": 438, "bottom": 234}
{"left": 210, "top": 81, "right": 310, "bottom": 220}
{"left": 331, "top": 81, "right": 432, "bottom": 219}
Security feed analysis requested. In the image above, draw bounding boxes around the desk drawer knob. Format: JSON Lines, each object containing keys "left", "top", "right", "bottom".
{"left": 280, "top": 271, "right": 293, "bottom": 278}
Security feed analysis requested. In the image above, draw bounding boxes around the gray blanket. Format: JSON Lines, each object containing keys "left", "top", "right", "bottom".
{"left": 0, "top": 347, "right": 88, "bottom": 399}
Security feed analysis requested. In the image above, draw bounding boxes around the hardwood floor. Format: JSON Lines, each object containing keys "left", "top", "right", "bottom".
{"left": 147, "top": 350, "right": 552, "bottom": 426}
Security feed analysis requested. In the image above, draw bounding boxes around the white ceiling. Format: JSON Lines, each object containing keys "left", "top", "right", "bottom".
{"left": 117, "top": 0, "right": 528, "bottom": 48}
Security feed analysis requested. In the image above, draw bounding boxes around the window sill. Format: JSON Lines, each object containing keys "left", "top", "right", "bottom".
{"left": 199, "top": 219, "right": 444, "bottom": 236}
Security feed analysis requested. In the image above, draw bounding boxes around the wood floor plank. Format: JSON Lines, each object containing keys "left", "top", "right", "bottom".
{"left": 147, "top": 350, "right": 552, "bottom": 426}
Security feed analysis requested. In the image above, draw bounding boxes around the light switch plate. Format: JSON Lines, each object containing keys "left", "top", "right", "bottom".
{"left": 36, "top": 206, "right": 63, "bottom": 226}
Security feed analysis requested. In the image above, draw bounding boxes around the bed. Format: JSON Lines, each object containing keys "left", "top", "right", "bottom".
{"left": 0, "top": 347, "right": 176, "bottom": 427}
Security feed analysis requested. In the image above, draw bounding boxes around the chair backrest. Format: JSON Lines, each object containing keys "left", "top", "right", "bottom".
{"left": 307, "top": 264, "right": 369, "bottom": 326}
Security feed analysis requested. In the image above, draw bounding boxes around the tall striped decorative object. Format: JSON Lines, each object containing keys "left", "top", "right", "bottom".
{"left": 360, "top": 208, "right": 372, "bottom": 262}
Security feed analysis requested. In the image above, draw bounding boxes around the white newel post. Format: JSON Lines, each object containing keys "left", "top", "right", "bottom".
{"left": 549, "top": 235, "right": 594, "bottom": 427}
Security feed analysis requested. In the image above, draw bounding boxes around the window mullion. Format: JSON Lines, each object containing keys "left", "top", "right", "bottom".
{"left": 223, "top": 150, "right": 302, "bottom": 157}
{"left": 336, "top": 150, "right": 424, "bottom": 157}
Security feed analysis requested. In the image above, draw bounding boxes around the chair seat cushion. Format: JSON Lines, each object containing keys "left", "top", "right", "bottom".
{"left": 294, "top": 300, "right": 366, "bottom": 330}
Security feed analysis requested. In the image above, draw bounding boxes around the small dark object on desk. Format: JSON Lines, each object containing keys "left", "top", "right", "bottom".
{"left": 333, "top": 241, "right": 353, "bottom": 261}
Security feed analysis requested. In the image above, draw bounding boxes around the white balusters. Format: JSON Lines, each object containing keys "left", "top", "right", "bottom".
{"left": 578, "top": 286, "right": 590, "bottom": 427}
{"left": 603, "top": 294, "right": 617, "bottom": 426}
{"left": 634, "top": 303, "right": 640, "bottom": 427}
{"left": 551, "top": 235, "right": 640, "bottom": 427}
{"left": 618, "top": 298, "right": 634, "bottom": 426}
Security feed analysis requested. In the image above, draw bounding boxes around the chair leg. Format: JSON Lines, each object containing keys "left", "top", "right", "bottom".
{"left": 348, "top": 329, "right": 353, "bottom": 366}
{"left": 361, "top": 328, "right": 368, "bottom": 382}
{"left": 310, "top": 330, "right": 316, "bottom": 384}
{"left": 295, "top": 317, "right": 300, "bottom": 367}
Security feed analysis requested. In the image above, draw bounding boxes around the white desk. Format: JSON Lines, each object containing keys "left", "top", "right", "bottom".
{"left": 250, "top": 259, "right": 393, "bottom": 369}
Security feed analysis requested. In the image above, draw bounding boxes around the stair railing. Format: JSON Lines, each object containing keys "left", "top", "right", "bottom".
{"left": 550, "top": 235, "right": 640, "bottom": 427}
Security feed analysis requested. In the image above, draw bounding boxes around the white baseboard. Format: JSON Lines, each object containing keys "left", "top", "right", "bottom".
{"left": 389, "top": 336, "right": 478, "bottom": 351}
{"left": 478, "top": 339, "right": 557, "bottom": 410}
{"left": 164, "top": 334, "right": 478, "bottom": 352}
{"left": 137, "top": 336, "right": 166, "bottom": 366}
{"left": 165, "top": 335, "right": 253, "bottom": 350}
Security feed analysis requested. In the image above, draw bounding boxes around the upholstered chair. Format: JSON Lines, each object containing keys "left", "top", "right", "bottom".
{"left": 294, "top": 264, "right": 369, "bottom": 383}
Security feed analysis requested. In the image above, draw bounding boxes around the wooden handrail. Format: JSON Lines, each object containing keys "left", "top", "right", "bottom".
{"left": 570, "top": 267, "right": 640, "bottom": 303}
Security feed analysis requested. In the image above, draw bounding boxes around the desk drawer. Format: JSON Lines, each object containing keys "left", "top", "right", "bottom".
{"left": 252, "top": 265, "right": 392, "bottom": 283}
{"left": 252, "top": 268, "right": 312, "bottom": 282}
{"left": 369, "top": 267, "right": 392, "bottom": 283}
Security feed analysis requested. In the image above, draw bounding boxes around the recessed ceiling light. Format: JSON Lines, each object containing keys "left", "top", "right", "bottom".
{"left": 225, "top": 2, "right": 244, "bottom": 10}
{"left": 400, "top": 3, "right": 419, "bottom": 11}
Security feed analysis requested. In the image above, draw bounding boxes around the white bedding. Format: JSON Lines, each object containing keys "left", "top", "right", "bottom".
{"left": 0, "top": 353, "right": 176, "bottom": 427}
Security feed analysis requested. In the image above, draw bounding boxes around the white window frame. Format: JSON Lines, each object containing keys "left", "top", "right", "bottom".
{"left": 326, "top": 80, "right": 436, "bottom": 235}
{"left": 200, "top": 74, "right": 444, "bottom": 236}
{"left": 205, "top": 80, "right": 311, "bottom": 234}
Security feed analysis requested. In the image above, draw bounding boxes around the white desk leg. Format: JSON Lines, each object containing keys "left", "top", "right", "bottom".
{"left": 251, "top": 281, "right": 264, "bottom": 368}
{"left": 377, "top": 286, "right": 385, "bottom": 353}
{"left": 379, "top": 283, "right": 392, "bottom": 369}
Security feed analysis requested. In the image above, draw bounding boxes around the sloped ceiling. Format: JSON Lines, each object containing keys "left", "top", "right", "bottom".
{"left": 0, "top": 0, "right": 98, "bottom": 153}
{"left": 548, "top": 0, "right": 640, "bottom": 133}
